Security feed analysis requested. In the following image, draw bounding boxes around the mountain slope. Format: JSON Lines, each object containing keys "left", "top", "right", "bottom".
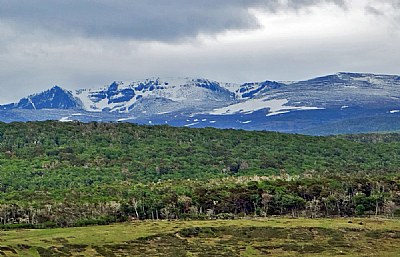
{"left": 1, "top": 72, "right": 400, "bottom": 135}
{"left": 1, "top": 86, "right": 82, "bottom": 110}
{"left": 73, "top": 78, "right": 237, "bottom": 114}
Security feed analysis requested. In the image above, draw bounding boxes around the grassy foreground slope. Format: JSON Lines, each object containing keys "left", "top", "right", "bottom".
{"left": 0, "top": 218, "right": 400, "bottom": 256}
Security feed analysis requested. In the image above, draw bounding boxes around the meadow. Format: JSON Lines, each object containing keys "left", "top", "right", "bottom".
{"left": 1, "top": 218, "right": 400, "bottom": 256}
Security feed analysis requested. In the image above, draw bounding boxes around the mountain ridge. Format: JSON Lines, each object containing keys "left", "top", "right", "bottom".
{"left": 1, "top": 72, "right": 400, "bottom": 135}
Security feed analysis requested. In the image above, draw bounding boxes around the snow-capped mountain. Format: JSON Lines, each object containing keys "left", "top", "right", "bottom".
{"left": 1, "top": 72, "right": 400, "bottom": 135}
{"left": 1, "top": 86, "right": 83, "bottom": 110}
{"left": 73, "top": 78, "right": 237, "bottom": 114}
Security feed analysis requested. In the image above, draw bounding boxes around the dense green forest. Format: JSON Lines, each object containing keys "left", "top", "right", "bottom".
{"left": 0, "top": 121, "right": 399, "bottom": 227}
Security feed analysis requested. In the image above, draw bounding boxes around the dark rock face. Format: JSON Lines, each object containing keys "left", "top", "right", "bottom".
{"left": 1, "top": 86, "right": 82, "bottom": 110}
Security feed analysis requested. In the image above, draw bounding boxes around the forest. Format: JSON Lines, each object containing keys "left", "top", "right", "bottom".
{"left": 0, "top": 121, "right": 399, "bottom": 228}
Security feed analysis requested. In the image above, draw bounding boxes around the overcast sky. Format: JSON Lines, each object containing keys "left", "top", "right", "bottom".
{"left": 1, "top": 0, "right": 400, "bottom": 103}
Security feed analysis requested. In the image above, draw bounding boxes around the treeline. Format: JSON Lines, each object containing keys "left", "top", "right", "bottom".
{"left": 0, "top": 174, "right": 399, "bottom": 228}
{"left": 0, "top": 121, "right": 400, "bottom": 227}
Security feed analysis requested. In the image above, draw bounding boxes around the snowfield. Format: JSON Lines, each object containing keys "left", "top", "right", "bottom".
{"left": 210, "top": 98, "right": 323, "bottom": 116}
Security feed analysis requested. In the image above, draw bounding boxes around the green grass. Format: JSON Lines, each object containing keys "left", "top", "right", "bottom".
{"left": 0, "top": 218, "right": 400, "bottom": 256}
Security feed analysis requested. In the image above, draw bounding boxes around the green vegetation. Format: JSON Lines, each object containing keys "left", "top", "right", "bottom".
{"left": 0, "top": 218, "right": 399, "bottom": 256}
{"left": 0, "top": 121, "right": 399, "bottom": 227}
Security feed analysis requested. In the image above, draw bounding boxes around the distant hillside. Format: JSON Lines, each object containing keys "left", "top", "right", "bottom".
{"left": 0, "top": 121, "right": 399, "bottom": 227}
{"left": 1, "top": 121, "right": 399, "bottom": 183}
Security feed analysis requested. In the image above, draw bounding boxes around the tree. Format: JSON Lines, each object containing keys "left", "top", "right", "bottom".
{"left": 261, "top": 193, "right": 273, "bottom": 217}
{"left": 131, "top": 198, "right": 140, "bottom": 220}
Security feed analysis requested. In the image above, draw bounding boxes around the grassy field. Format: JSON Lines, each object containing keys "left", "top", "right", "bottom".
{"left": 0, "top": 218, "right": 400, "bottom": 256}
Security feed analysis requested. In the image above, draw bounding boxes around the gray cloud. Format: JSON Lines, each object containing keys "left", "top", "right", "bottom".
{"left": 364, "top": 0, "right": 400, "bottom": 30}
{"left": 0, "top": 0, "right": 345, "bottom": 41}
{"left": 284, "top": 0, "right": 345, "bottom": 10}
{"left": 0, "top": 0, "right": 399, "bottom": 104}
{"left": 365, "top": 5, "right": 384, "bottom": 16}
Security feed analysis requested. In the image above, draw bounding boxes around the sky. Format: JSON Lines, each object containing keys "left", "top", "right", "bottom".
{"left": 0, "top": 0, "right": 400, "bottom": 103}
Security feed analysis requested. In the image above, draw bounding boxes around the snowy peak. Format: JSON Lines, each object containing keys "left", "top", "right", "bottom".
{"left": 2, "top": 72, "right": 400, "bottom": 117}
{"left": 1, "top": 85, "right": 82, "bottom": 110}
{"left": 73, "top": 77, "right": 237, "bottom": 113}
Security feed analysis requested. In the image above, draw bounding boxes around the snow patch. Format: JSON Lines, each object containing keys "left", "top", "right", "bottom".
{"left": 27, "top": 97, "right": 36, "bottom": 110}
{"left": 210, "top": 98, "right": 322, "bottom": 116}
{"left": 243, "top": 110, "right": 254, "bottom": 115}
{"left": 157, "top": 111, "right": 171, "bottom": 115}
{"left": 117, "top": 117, "right": 135, "bottom": 122}
{"left": 266, "top": 111, "right": 291, "bottom": 117}
{"left": 185, "top": 122, "right": 199, "bottom": 127}
{"left": 109, "top": 92, "right": 125, "bottom": 100}
{"left": 59, "top": 116, "right": 73, "bottom": 122}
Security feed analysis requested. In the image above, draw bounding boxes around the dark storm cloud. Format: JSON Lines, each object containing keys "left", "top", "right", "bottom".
{"left": 0, "top": 0, "right": 344, "bottom": 41}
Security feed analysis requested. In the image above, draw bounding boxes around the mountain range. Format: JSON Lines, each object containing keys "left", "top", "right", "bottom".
{"left": 2, "top": 72, "right": 400, "bottom": 135}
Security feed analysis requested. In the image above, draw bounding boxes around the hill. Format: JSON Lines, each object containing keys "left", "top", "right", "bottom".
{"left": 0, "top": 121, "right": 399, "bottom": 227}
